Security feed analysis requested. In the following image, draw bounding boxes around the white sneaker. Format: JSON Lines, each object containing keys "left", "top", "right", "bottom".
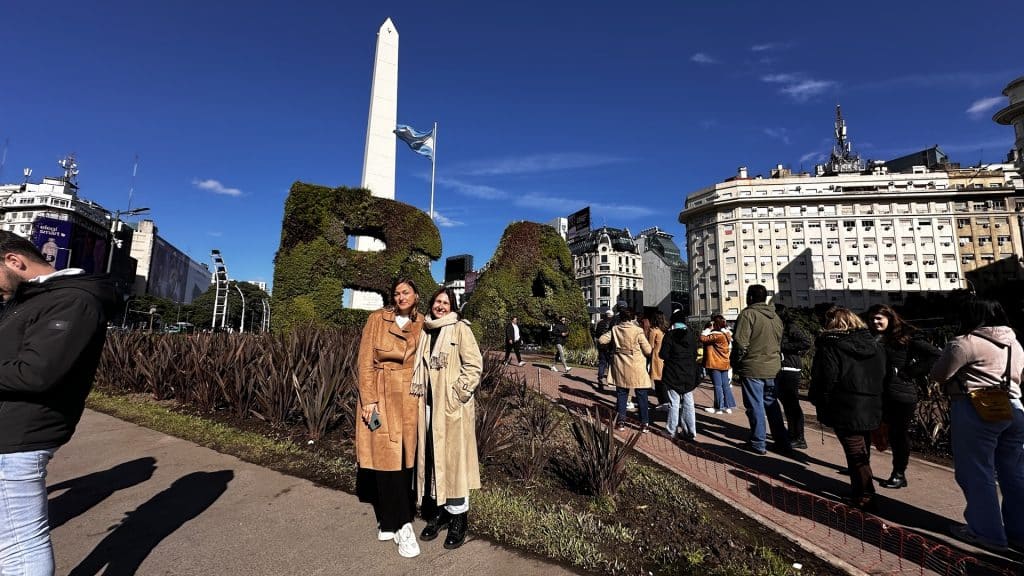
{"left": 703, "top": 407, "right": 718, "bottom": 414}
{"left": 517, "top": 361, "right": 526, "bottom": 367}
{"left": 627, "top": 401, "right": 636, "bottom": 411}
{"left": 725, "top": 408, "right": 733, "bottom": 414}
{"left": 395, "top": 523, "right": 420, "bottom": 558}
{"left": 378, "top": 529, "right": 395, "bottom": 541}
{"left": 550, "top": 366, "right": 558, "bottom": 372}
{"left": 565, "top": 367, "right": 572, "bottom": 373}
{"left": 715, "top": 410, "right": 725, "bottom": 414}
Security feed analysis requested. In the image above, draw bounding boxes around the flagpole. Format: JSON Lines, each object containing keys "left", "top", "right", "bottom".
{"left": 429, "top": 121, "right": 437, "bottom": 221}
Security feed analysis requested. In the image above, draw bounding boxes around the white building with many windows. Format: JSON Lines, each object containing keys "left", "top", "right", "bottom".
{"left": 567, "top": 226, "right": 644, "bottom": 319}
{"left": 680, "top": 107, "right": 1024, "bottom": 319}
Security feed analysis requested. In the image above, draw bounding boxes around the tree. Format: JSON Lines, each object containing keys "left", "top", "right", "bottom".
{"left": 187, "top": 282, "right": 272, "bottom": 332}
{"left": 462, "top": 222, "right": 590, "bottom": 348}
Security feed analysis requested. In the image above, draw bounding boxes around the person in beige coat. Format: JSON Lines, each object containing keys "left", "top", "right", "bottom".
{"left": 647, "top": 310, "right": 668, "bottom": 407}
{"left": 599, "top": 308, "right": 653, "bottom": 432}
{"left": 413, "top": 287, "right": 482, "bottom": 550}
{"left": 355, "top": 278, "right": 424, "bottom": 558}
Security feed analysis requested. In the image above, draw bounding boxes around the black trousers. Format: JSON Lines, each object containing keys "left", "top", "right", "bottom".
{"left": 775, "top": 370, "right": 805, "bottom": 442}
{"left": 836, "top": 430, "right": 875, "bottom": 501}
{"left": 503, "top": 340, "right": 522, "bottom": 363}
{"left": 356, "top": 466, "right": 415, "bottom": 532}
{"left": 883, "top": 400, "right": 916, "bottom": 474}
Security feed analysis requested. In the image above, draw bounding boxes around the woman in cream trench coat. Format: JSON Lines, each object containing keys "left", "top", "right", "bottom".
{"left": 355, "top": 278, "right": 424, "bottom": 557}
{"left": 414, "top": 287, "right": 483, "bottom": 550}
{"left": 599, "top": 308, "right": 653, "bottom": 432}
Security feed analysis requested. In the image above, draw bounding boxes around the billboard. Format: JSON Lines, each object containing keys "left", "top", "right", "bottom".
{"left": 184, "top": 259, "right": 211, "bottom": 304}
{"left": 567, "top": 207, "right": 591, "bottom": 241}
{"left": 70, "top": 225, "right": 109, "bottom": 274}
{"left": 445, "top": 254, "right": 473, "bottom": 283}
{"left": 31, "top": 217, "right": 73, "bottom": 270}
{"left": 149, "top": 236, "right": 209, "bottom": 304}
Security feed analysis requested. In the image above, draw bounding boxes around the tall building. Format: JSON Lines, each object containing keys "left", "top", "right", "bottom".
{"left": 568, "top": 226, "right": 644, "bottom": 319}
{"left": 679, "top": 106, "right": 1024, "bottom": 320}
{"left": 129, "top": 219, "right": 211, "bottom": 304}
{"left": 443, "top": 254, "right": 474, "bottom": 308}
{"left": 634, "top": 227, "right": 689, "bottom": 317}
{"left": 994, "top": 75, "right": 1024, "bottom": 168}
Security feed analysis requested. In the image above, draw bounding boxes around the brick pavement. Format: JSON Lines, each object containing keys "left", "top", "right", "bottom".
{"left": 514, "top": 355, "right": 1023, "bottom": 576}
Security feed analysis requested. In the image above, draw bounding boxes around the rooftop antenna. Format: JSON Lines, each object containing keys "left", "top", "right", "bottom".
{"left": 127, "top": 153, "right": 139, "bottom": 212}
{"left": 58, "top": 153, "right": 79, "bottom": 184}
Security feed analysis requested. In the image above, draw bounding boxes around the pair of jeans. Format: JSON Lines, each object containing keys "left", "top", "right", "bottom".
{"left": 709, "top": 369, "right": 736, "bottom": 410}
{"left": 883, "top": 400, "right": 916, "bottom": 475}
{"left": 665, "top": 389, "right": 696, "bottom": 439}
{"left": 0, "top": 448, "right": 57, "bottom": 576}
{"left": 553, "top": 344, "right": 569, "bottom": 370}
{"left": 739, "top": 377, "right": 790, "bottom": 452}
{"left": 775, "top": 369, "right": 805, "bottom": 443}
{"left": 950, "top": 398, "right": 1024, "bottom": 548}
{"left": 597, "top": 348, "right": 612, "bottom": 382}
{"left": 835, "top": 430, "right": 875, "bottom": 502}
{"left": 616, "top": 387, "right": 649, "bottom": 425}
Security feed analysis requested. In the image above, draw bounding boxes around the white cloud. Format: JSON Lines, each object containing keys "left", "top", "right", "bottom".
{"left": 207, "top": 231, "right": 223, "bottom": 237}
{"left": 761, "top": 73, "right": 799, "bottom": 83}
{"left": 690, "top": 52, "right": 718, "bottom": 65}
{"left": 751, "top": 43, "right": 781, "bottom": 52}
{"left": 432, "top": 211, "right": 464, "bottom": 228}
{"left": 966, "top": 96, "right": 1004, "bottom": 118}
{"left": 435, "top": 176, "right": 506, "bottom": 200}
{"left": 192, "top": 178, "right": 243, "bottom": 197}
{"left": 514, "top": 193, "right": 655, "bottom": 219}
{"left": 762, "top": 73, "right": 835, "bottom": 102}
{"left": 763, "top": 128, "right": 791, "bottom": 145}
{"left": 799, "top": 151, "right": 824, "bottom": 164}
{"left": 451, "top": 153, "right": 629, "bottom": 177}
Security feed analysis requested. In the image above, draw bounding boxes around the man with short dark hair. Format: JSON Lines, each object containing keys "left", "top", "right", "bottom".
{"left": 503, "top": 316, "right": 525, "bottom": 366}
{"left": 732, "top": 284, "right": 788, "bottom": 455}
{"left": 0, "top": 231, "right": 118, "bottom": 574}
{"left": 550, "top": 316, "right": 571, "bottom": 373}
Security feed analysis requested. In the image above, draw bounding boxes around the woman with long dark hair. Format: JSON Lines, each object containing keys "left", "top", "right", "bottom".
{"left": 355, "top": 278, "right": 424, "bottom": 557}
{"left": 931, "top": 299, "right": 1024, "bottom": 553}
{"left": 413, "top": 287, "right": 482, "bottom": 550}
{"left": 810, "top": 307, "right": 886, "bottom": 510}
{"left": 866, "top": 304, "right": 941, "bottom": 489}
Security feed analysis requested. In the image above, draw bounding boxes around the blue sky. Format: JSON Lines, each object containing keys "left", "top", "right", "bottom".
{"left": 2, "top": 1, "right": 1020, "bottom": 287}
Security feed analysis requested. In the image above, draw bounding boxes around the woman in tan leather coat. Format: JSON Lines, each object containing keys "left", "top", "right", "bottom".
{"left": 599, "top": 308, "right": 653, "bottom": 432}
{"left": 414, "top": 287, "right": 482, "bottom": 550}
{"left": 355, "top": 278, "right": 424, "bottom": 558}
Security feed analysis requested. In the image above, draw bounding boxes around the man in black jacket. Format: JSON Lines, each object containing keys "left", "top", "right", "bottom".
{"left": 0, "top": 231, "right": 118, "bottom": 573}
{"left": 503, "top": 316, "right": 525, "bottom": 366}
{"left": 775, "top": 303, "right": 813, "bottom": 449}
{"left": 592, "top": 310, "right": 615, "bottom": 389}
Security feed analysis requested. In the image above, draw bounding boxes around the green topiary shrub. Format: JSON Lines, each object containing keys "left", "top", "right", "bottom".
{"left": 462, "top": 221, "right": 590, "bottom": 348}
{"left": 271, "top": 183, "right": 441, "bottom": 332}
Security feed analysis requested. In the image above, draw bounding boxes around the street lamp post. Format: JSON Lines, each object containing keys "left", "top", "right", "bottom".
{"left": 106, "top": 207, "right": 150, "bottom": 274}
{"left": 234, "top": 284, "right": 246, "bottom": 333}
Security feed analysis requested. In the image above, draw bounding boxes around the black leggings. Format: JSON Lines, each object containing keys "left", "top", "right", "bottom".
{"left": 775, "top": 370, "right": 805, "bottom": 442}
{"left": 884, "top": 400, "right": 916, "bottom": 474}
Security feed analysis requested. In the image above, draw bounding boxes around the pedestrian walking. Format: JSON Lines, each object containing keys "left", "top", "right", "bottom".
{"left": 775, "top": 303, "right": 813, "bottom": 449}
{"left": 0, "top": 231, "right": 119, "bottom": 575}
{"left": 502, "top": 316, "right": 525, "bottom": 366}
{"left": 599, "top": 308, "right": 653, "bottom": 432}
{"left": 866, "top": 304, "right": 941, "bottom": 490}
{"left": 550, "top": 316, "right": 571, "bottom": 373}
{"left": 732, "top": 285, "right": 790, "bottom": 455}
{"left": 930, "top": 299, "right": 1024, "bottom": 553}
{"left": 414, "top": 287, "right": 483, "bottom": 550}
{"left": 355, "top": 278, "right": 424, "bottom": 558}
{"left": 810, "top": 307, "right": 886, "bottom": 511}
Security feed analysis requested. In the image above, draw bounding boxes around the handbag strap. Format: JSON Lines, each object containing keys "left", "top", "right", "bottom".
{"left": 968, "top": 331, "right": 1012, "bottom": 391}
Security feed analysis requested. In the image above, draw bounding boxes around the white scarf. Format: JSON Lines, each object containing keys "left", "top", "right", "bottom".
{"left": 411, "top": 312, "right": 460, "bottom": 396}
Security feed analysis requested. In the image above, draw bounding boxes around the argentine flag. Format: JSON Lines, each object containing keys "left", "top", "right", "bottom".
{"left": 394, "top": 125, "right": 434, "bottom": 160}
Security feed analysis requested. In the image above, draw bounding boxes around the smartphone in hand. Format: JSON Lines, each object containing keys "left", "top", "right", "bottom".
{"left": 368, "top": 409, "right": 382, "bottom": 431}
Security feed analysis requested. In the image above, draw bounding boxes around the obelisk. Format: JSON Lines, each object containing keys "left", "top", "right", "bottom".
{"left": 351, "top": 18, "right": 399, "bottom": 310}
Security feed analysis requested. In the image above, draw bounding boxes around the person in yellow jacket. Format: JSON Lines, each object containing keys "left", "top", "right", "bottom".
{"left": 700, "top": 315, "right": 736, "bottom": 414}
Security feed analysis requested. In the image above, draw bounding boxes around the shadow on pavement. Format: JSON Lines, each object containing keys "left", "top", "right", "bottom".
{"left": 48, "top": 457, "right": 158, "bottom": 530}
{"left": 69, "top": 470, "right": 234, "bottom": 576}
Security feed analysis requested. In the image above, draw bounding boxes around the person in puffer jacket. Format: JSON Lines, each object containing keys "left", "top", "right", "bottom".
{"left": 866, "top": 304, "right": 940, "bottom": 491}
{"left": 810, "top": 307, "right": 886, "bottom": 511}
{"left": 930, "top": 298, "right": 1024, "bottom": 554}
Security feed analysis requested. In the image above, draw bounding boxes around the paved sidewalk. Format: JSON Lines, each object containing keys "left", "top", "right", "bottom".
{"left": 48, "top": 410, "right": 577, "bottom": 576}
{"left": 516, "top": 356, "right": 1023, "bottom": 575}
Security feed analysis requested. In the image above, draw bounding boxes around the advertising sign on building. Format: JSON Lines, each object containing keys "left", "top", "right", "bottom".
{"left": 31, "top": 217, "right": 73, "bottom": 270}
{"left": 70, "top": 226, "right": 110, "bottom": 274}
{"left": 566, "top": 207, "right": 591, "bottom": 241}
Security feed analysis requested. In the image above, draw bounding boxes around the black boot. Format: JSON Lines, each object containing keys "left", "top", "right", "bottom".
{"left": 420, "top": 509, "right": 451, "bottom": 541}
{"left": 880, "top": 471, "right": 908, "bottom": 489}
{"left": 443, "top": 512, "right": 468, "bottom": 549}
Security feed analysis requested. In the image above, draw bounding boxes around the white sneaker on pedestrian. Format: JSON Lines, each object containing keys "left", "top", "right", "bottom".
{"left": 378, "top": 528, "right": 396, "bottom": 541}
{"left": 550, "top": 365, "right": 558, "bottom": 372}
{"left": 627, "top": 401, "right": 637, "bottom": 411}
{"left": 715, "top": 410, "right": 725, "bottom": 414}
{"left": 395, "top": 523, "right": 420, "bottom": 558}
{"left": 725, "top": 408, "right": 733, "bottom": 414}
{"left": 565, "top": 367, "right": 572, "bottom": 373}
{"left": 517, "top": 361, "right": 526, "bottom": 367}
{"left": 703, "top": 407, "right": 717, "bottom": 414}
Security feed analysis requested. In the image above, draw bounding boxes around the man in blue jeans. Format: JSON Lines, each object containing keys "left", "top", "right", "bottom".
{"left": 731, "top": 285, "right": 789, "bottom": 456}
{"left": 0, "top": 232, "right": 117, "bottom": 575}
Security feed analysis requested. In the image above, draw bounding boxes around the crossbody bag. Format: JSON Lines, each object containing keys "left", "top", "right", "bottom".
{"left": 962, "top": 332, "right": 1014, "bottom": 422}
